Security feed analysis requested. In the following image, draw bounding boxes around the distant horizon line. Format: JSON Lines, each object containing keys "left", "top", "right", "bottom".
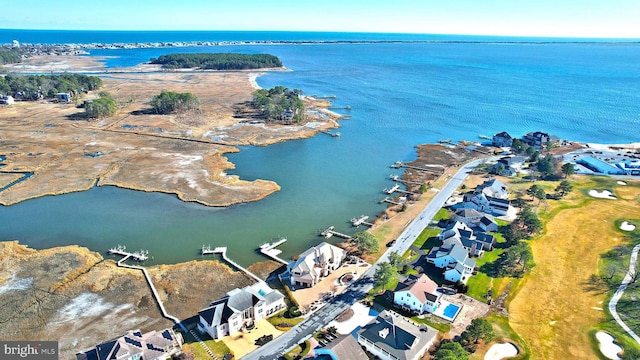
{"left": 1, "top": 28, "right": 639, "bottom": 40}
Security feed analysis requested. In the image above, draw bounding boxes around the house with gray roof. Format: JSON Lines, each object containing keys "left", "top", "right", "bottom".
{"left": 197, "top": 282, "right": 286, "bottom": 340}
{"left": 522, "top": 131, "right": 550, "bottom": 149}
{"left": 454, "top": 208, "right": 498, "bottom": 232}
{"left": 288, "top": 242, "right": 346, "bottom": 288}
{"left": 75, "top": 328, "right": 183, "bottom": 360}
{"left": 314, "top": 334, "right": 368, "bottom": 360}
{"left": 426, "top": 241, "right": 476, "bottom": 284}
{"left": 439, "top": 221, "right": 496, "bottom": 257}
{"left": 357, "top": 310, "right": 438, "bottom": 360}
{"left": 454, "top": 178, "right": 510, "bottom": 217}
{"left": 492, "top": 131, "right": 513, "bottom": 147}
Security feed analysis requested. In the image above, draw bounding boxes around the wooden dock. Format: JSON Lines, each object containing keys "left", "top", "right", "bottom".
{"left": 384, "top": 184, "right": 419, "bottom": 196}
{"left": 320, "top": 226, "right": 352, "bottom": 240}
{"left": 389, "top": 174, "right": 424, "bottom": 186}
{"left": 390, "top": 161, "right": 442, "bottom": 175}
{"left": 351, "top": 215, "right": 373, "bottom": 227}
{"left": 380, "top": 197, "right": 405, "bottom": 206}
{"left": 258, "top": 238, "right": 289, "bottom": 265}
{"left": 202, "top": 245, "right": 263, "bottom": 282}
{"left": 320, "top": 130, "right": 341, "bottom": 137}
{"left": 109, "top": 245, "right": 149, "bottom": 261}
{"left": 439, "top": 139, "right": 457, "bottom": 146}
{"left": 110, "top": 245, "right": 184, "bottom": 329}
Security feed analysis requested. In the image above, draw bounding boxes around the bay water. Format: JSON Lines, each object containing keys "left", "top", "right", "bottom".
{"left": 1, "top": 31, "right": 639, "bottom": 266}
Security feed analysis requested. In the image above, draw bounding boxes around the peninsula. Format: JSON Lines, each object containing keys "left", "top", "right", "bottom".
{"left": 0, "top": 53, "right": 342, "bottom": 206}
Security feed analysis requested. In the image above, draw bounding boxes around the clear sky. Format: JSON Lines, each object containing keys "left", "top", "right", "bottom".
{"left": 2, "top": 0, "right": 639, "bottom": 38}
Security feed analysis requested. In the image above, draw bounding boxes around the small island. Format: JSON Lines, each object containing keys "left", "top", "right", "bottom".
{"left": 149, "top": 53, "right": 283, "bottom": 70}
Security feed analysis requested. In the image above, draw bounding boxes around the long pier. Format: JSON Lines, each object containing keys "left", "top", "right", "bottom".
{"left": 320, "top": 226, "right": 352, "bottom": 240}
{"left": 258, "top": 238, "right": 289, "bottom": 265}
{"left": 351, "top": 215, "right": 373, "bottom": 227}
{"left": 109, "top": 246, "right": 184, "bottom": 330}
{"left": 202, "top": 245, "right": 263, "bottom": 283}
{"left": 390, "top": 161, "right": 443, "bottom": 175}
{"left": 320, "top": 130, "right": 341, "bottom": 137}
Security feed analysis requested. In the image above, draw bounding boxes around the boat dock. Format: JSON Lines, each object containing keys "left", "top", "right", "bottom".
{"left": 439, "top": 139, "right": 457, "bottom": 146}
{"left": 351, "top": 215, "right": 373, "bottom": 227}
{"left": 320, "top": 226, "right": 352, "bottom": 240}
{"left": 109, "top": 245, "right": 184, "bottom": 330}
{"left": 390, "top": 161, "right": 442, "bottom": 175}
{"left": 380, "top": 197, "right": 405, "bottom": 206}
{"left": 320, "top": 130, "right": 341, "bottom": 137}
{"left": 258, "top": 238, "right": 289, "bottom": 265}
{"left": 202, "top": 245, "right": 263, "bottom": 283}
{"left": 109, "top": 245, "right": 149, "bottom": 261}
{"left": 384, "top": 184, "right": 419, "bottom": 196}
{"left": 389, "top": 174, "right": 424, "bottom": 186}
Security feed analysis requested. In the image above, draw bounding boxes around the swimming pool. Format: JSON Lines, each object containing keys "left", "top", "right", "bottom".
{"left": 443, "top": 303, "right": 461, "bottom": 320}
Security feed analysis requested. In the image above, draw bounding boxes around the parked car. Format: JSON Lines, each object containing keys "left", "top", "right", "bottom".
{"left": 386, "top": 240, "right": 396, "bottom": 247}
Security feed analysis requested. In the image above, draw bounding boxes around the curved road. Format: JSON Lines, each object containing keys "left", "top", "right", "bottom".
{"left": 243, "top": 158, "right": 489, "bottom": 360}
{"left": 608, "top": 243, "right": 640, "bottom": 345}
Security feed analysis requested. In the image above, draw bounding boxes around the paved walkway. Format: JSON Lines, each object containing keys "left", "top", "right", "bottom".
{"left": 243, "top": 158, "right": 490, "bottom": 359}
{"left": 608, "top": 243, "right": 640, "bottom": 345}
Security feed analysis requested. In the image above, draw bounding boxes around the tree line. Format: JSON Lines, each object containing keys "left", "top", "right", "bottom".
{"left": 0, "top": 49, "right": 21, "bottom": 65}
{"left": 253, "top": 86, "right": 305, "bottom": 123}
{"left": 150, "top": 53, "right": 282, "bottom": 70}
{"left": 0, "top": 74, "right": 102, "bottom": 100}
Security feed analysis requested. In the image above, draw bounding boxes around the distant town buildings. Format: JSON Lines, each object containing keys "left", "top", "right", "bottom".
{"left": 288, "top": 242, "right": 347, "bottom": 288}
{"left": 357, "top": 310, "right": 438, "bottom": 360}
{"left": 75, "top": 328, "right": 183, "bottom": 360}
{"left": 197, "top": 282, "right": 286, "bottom": 340}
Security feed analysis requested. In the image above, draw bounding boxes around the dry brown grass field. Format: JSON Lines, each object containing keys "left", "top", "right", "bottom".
{"left": 507, "top": 176, "right": 640, "bottom": 359}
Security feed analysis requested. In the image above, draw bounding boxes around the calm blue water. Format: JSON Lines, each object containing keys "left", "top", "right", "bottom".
{"left": 1, "top": 31, "right": 639, "bottom": 266}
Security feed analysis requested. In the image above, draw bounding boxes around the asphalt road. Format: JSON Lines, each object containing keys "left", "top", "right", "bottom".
{"left": 243, "top": 158, "right": 489, "bottom": 360}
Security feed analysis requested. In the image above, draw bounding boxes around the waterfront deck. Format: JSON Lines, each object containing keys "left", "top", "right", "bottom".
{"left": 108, "top": 245, "right": 149, "bottom": 261}
{"left": 391, "top": 160, "right": 442, "bottom": 175}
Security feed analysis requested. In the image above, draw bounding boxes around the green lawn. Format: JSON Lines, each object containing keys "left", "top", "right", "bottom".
{"left": 181, "top": 332, "right": 231, "bottom": 359}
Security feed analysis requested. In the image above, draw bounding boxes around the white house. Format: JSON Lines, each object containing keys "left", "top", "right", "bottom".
{"left": 0, "top": 95, "right": 14, "bottom": 105}
{"left": 440, "top": 221, "right": 496, "bottom": 257}
{"left": 75, "top": 328, "right": 183, "bottom": 360}
{"left": 288, "top": 242, "right": 346, "bottom": 288}
{"left": 426, "top": 243, "right": 476, "bottom": 284}
{"left": 393, "top": 274, "right": 442, "bottom": 314}
{"left": 357, "top": 310, "right": 438, "bottom": 360}
{"left": 197, "top": 282, "right": 286, "bottom": 339}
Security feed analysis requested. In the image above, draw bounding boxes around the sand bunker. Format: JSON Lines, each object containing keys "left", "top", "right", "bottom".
{"left": 595, "top": 331, "right": 622, "bottom": 360}
{"left": 484, "top": 342, "right": 519, "bottom": 360}
{"left": 620, "top": 221, "right": 636, "bottom": 231}
{"left": 617, "top": 181, "right": 627, "bottom": 185}
{"left": 589, "top": 190, "right": 617, "bottom": 199}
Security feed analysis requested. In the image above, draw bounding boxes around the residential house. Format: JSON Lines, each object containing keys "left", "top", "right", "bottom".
{"left": 0, "top": 95, "right": 15, "bottom": 105}
{"left": 75, "top": 328, "right": 183, "bottom": 360}
{"left": 492, "top": 131, "right": 513, "bottom": 147}
{"left": 197, "top": 282, "right": 286, "bottom": 340}
{"left": 491, "top": 156, "right": 526, "bottom": 177}
{"left": 288, "top": 242, "right": 347, "bottom": 288}
{"left": 522, "top": 131, "right": 550, "bottom": 149}
{"left": 477, "top": 178, "right": 509, "bottom": 199}
{"left": 57, "top": 92, "right": 71, "bottom": 102}
{"left": 453, "top": 208, "right": 498, "bottom": 232}
{"left": 314, "top": 334, "right": 368, "bottom": 360}
{"left": 454, "top": 178, "right": 510, "bottom": 217}
{"left": 426, "top": 242, "right": 476, "bottom": 284}
{"left": 357, "top": 310, "right": 438, "bottom": 360}
{"left": 393, "top": 274, "right": 442, "bottom": 315}
{"left": 439, "top": 221, "right": 496, "bottom": 256}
